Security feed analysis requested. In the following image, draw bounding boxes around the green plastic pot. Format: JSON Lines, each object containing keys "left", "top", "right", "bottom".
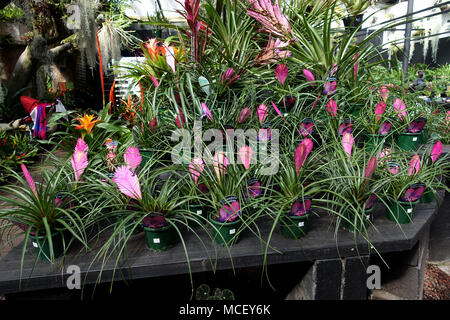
{"left": 143, "top": 223, "right": 177, "bottom": 251}
{"left": 396, "top": 132, "right": 422, "bottom": 151}
{"left": 340, "top": 207, "right": 373, "bottom": 232}
{"left": 385, "top": 200, "right": 420, "bottom": 224}
{"left": 280, "top": 214, "right": 309, "bottom": 239}
{"left": 29, "top": 231, "right": 65, "bottom": 261}
{"left": 186, "top": 203, "right": 207, "bottom": 227}
{"left": 421, "top": 188, "right": 435, "bottom": 203}
{"left": 209, "top": 214, "right": 242, "bottom": 246}
{"left": 365, "top": 134, "right": 386, "bottom": 153}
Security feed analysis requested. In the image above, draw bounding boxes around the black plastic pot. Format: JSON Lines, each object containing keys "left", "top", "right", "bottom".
{"left": 342, "top": 14, "right": 364, "bottom": 32}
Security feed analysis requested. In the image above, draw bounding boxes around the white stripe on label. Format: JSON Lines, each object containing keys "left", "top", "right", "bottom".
{"left": 229, "top": 229, "right": 236, "bottom": 235}
{"left": 412, "top": 137, "right": 418, "bottom": 141}
{"left": 407, "top": 208, "right": 413, "bottom": 213}
{"left": 153, "top": 238, "right": 160, "bottom": 244}
{"left": 298, "top": 222, "right": 304, "bottom": 227}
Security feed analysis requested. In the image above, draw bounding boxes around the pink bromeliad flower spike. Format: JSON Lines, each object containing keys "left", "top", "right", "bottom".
{"left": 71, "top": 149, "right": 88, "bottom": 182}
{"left": 326, "top": 99, "right": 337, "bottom": 117}
{"left": 189, "top": 157, "right": 204, "bottom": 184}
{"left": 124, "top": 147, "right": 142, "bottom": 172}
{"left": 394, "top": 98, "right": 406, "bottom": 121}
{"left": 257, "top": 104, "right": 269, "bottom": 124}
{"left": 75, "top": 138, "right": 88, "bottom": 152}
{"left": 213, "top": 151, "right": 228, "bottom": 182}
{"left": 342, "top": 133, "right": 354, "bottom": 157}
{"left": 303, "top": 69, "right": 315, "bottom": 83}
{"left": 431, "top": 141, "right": 443, "bottom": 163}
{"left": 379, "top": 86, "right": 389, "bottom": 102}
{"left": 374, "top": 101, "right": 386, "bottom": 122}
{"left": 201, "top": 102, "right": 213, "bottom": 122}
{"left": 176, "top": 108, "right": 185, "bottom": 128}
{"left": 409, "top": 155, "right": 421, "bottom": 176}
{"left": 21, "top": 163, "right": 37, "bottom": 197}
{"left": 222, "top": 68, "right": 235, "bottom": 84}
{"left": 238, "top": 146, "right": 254, "bottom": 170}
{"left": 275, "top": 64, "right": 288, "bottom": 85}
{"left": 113, "top": 165, "right": 142, "bottom": 200}
{"left": 165, "top": 46, "right": 176, "bottom": 73}
{"left": 301, "top": 138, "right": 313, "bottom": 155}
{"left": 238, "top": 107, "right": 252, "bottom": 123}
{"left": 294, "top": 140, "right": 312, "bottom": 175}
{"left": 364, "top": 157, "right": 378, "bottom": 179}
{"left": 149, "top": 117, "right": 157, "bottom": 134}
{"left": 149, "top": 75, "right": 159, "bottom": 88}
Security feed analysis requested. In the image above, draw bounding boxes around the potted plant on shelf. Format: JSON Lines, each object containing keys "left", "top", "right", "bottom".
{"left": 324, "top": 132, "right": 380, "bottom": 232}
{"left": 392, "top": 98, "right": 427, "bottom": 151}
{"left": 270, "top": 138, "right": 318, "bottom": 239}
{"left": 201, "top": 151, "right": 248, "bottom": 246}
{"left": 0, "top": 141, "right": 90, "bottom": 262}
{"left": 340, "top": 0, "right": 371, "bottom": 32}
{"left": 358, "top": 100, "right": 394, "bottom": 153}
{"left": 375, "top": 146, "right": 449, "bottom": 224}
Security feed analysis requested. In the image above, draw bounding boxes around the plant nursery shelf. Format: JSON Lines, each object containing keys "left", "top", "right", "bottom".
{"left": 0, "top": 194, "right": 442, "bottom": 295}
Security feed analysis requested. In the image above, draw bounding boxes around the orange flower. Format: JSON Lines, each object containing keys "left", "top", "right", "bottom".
{"left": 75, "top": 114, "right": 100, "bottom": 138}
{"left": 144, "top": 38, "right": 166, "bottom": 61}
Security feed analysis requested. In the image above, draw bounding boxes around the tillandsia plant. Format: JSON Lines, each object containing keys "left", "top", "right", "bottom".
{"left": 323, "top": 130, "right": 380, "bottom": 233}
{"left": 0, "top": 150, "right": 90, "bottom": 264}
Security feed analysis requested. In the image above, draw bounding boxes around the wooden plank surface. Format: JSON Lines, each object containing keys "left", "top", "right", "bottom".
{"left": 0, "top": 195, "right": 441, "bottom": 294}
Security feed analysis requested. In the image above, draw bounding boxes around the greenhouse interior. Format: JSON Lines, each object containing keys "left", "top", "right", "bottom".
{"left": 0, "top": 0, "right": 450, "bottom": 307}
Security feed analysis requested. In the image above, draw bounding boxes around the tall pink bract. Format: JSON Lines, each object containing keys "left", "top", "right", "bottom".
{"left": 124, "top": 147, "right": 142, "bottom": 172}
{"left": 342, "top": 133, "right": 354, "bottom": 157}
{"left": 189, "top": 157, "right": 204, "bottom": 184}
{"left": 275, "top": 64, "right": 288, "bottom": 85}
{"left": 221, "top": 68, "right": 235, "bottom": 83}
{"left": 394, "top": 98, "right": 406, "bottom": 121}
{"left": 271, "top": 101, "right": 284, "bottom": 119}
{"left": 364, "top": 157, "right": 377, "bottom": 179}
{"left": 113, "top": 165, "right": 142, "bottom": 200}
{"left": 238, "top": 146, "right": 254, "bottom": 170}
{"left": 379, "top": 86, "right": 389, "bottom": 102}
{"left": 257, "top": 104, "right": 269, "bottom": 124}
{"left": 374, "top": 101, "right": 386, "bottom": 122}
{"left": 295, "top": 139, "right": 312, "bottom": 175}
{"left": 176, "top": 108, "right": 186, "bottom": 128}
{"left": 75, "top": 138, "right": 88, "bottom": 152}
{"left": 201, "top": 102, "right": 214, "bottom": 122}
{"left": 246, "top": 0, "right": 293, "bottom": 39}
{"left": 149, "top": 75, "right": 159, "bottom": 88}
{"left": 301, "top": 138, "right": 313, "bottom": 155}
{"left": 303, "top": 69, "right": 315, "bottom": 83}
{"left": 21, "top": 163, "right": 37, "bottom": 197}
{"left": 150, "top": 117, "right": 157, "bottom": 133}
{"left": 238, "top": 108, "right": 252, "bottom": 123}
{"left": 213, "top": 151, "right": 228, "bottom": 182}
{"left": 431, "top": 141, "right": 443, "bottom": 163}
{"left": 408, "top": 155, "right": 421, "bottom": 176}
{"left": 165, "top": 46, "right": 176, "bottom": 73}
{"left": 326, "top": 99, "right": 337, "bottom": 117}
{"left": 71, "top": 150, "right": 88, "bottom": 182}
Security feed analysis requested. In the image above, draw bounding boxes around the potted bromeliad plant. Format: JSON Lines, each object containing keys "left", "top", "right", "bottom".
{"left": 359, "top": 100, "right": 394, "bottom": 153}
{"left": 375, "top": 142, "right": 449, "bottom": 224}
{"left": 0, "top": 140, "right": 91, "bottom": 262}
{"left": 270, "top": 138, "right": 318, "bottom": 239}
{"left": 200, "top": 151, "right": 248, "bottom": 246}
{"left": 391, "top": 97, "right": 428, "bottom": 151}
{"left": 324, "top": 131, "right": 380, "bottom": 232}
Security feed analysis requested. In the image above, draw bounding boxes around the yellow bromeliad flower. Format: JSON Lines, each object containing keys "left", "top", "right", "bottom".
{"left": 75, "top": 114, "right": 100, "bottom": 138}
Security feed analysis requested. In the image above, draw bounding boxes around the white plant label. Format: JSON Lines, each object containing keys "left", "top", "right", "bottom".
{"left": 298, "top": 222, "right": 304, "bottom": 227}
{"left": 196, "top": 210, "right": 202, "bottom": 215}
{"left": 412, "top": 137, "right": 418, "bottom": 141}
{"left": 153, "top": 238, "right": 160, "bottom": 244}
{"left": 407, "top": 208, "right": 413, "bottom": 213}
{"left": 229, "top": 229, "right": 236, "bottom": 235}
{"left": 366, "top": 215, "right": 370, "bottom": 220}
{"left": 32, "top": 242, "right": 38, "bottom": 248}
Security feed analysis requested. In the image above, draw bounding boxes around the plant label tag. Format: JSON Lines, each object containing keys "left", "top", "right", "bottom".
{"left": 153, "top": 238, "right": 160, "bottom": 244}
{"left": 32, "top": 242, "right": 38, "bottom": 248}
{"left": 196, "top": 210, "right": 202, "bottom": 215}
{"left": 412, "top": 137, "right": 418, "bottom": 141}
{"left": 229, "top": 229, "right": 236, "bottom": 235}
{"left": 407, "top": 208, "right": 413, "bottom": 213}
{"left": 366, "top": 215, "right": 370, "bottom": 220}
{"left": 283, "top": 113, "right": 288, "bottom": 117}
{"left": 298, "top": 222, "right": 304, "bottom": 227}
